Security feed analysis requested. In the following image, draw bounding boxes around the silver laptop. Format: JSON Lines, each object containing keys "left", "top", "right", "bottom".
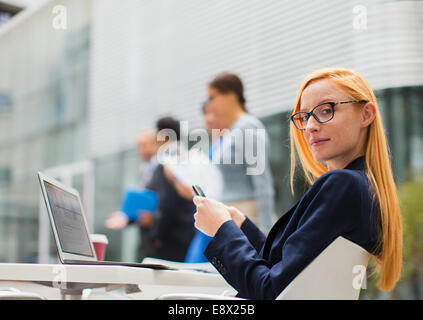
{"left": 37, "top": 171, "right": 173, "bottom": 270}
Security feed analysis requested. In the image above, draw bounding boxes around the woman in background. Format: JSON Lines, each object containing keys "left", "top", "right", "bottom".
{"left": 204, "top": 72, "right": 276, "bottom": 234}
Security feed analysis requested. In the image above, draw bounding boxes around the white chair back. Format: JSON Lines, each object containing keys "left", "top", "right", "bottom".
{"left": 276, "top": 236, "right": 370, "bottom": 300}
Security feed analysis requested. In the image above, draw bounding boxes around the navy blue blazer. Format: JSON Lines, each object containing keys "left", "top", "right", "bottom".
{"left": 204, "top": 156, "right": 381, "bottom": 299}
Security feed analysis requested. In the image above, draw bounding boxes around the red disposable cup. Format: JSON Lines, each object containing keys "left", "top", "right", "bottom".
{"left": 90, "top": 234, "right": 109, "bottom": 261}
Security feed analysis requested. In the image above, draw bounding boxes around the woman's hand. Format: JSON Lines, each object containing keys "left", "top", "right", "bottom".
{"left": 193, "top": 196, "right": 231, "bottom": 237}
{"left": 227, "top": 206, "right": 246, "bottom": 228}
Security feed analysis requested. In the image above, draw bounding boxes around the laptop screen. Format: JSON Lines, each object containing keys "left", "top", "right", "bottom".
{"left": 44, "top": 181, "right": 94, "bottom": 257}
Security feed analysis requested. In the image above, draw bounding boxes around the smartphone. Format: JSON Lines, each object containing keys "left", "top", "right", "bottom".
{"left": 192, "top": 184, "right": 206, "bottom": 197}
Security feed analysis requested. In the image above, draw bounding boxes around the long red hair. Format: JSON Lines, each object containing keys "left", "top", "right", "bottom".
{"left": 290, "top": 68, "right": 402, "bottom": 291}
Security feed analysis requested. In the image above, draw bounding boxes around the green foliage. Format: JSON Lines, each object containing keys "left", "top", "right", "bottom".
{"left": 361, "top": 175, "right": 423, "bottom": 300}
{"left": 399, "top": 175, "right": 423, "bottom": 278}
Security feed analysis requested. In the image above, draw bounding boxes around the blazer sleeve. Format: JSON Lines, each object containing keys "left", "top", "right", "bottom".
{"left": 240, "top": 217, "right": 266, "bottom": 253}
{"left": 204, "top": 170, "right": 365, "bottom": 299}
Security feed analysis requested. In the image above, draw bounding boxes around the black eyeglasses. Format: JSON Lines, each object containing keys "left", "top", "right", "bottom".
{"left": 290, "top": 100, "right": 368, "bottom": 130}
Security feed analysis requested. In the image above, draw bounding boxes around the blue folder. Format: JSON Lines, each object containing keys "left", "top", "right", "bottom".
{"left": 120, "top": 188, "right": 158, "bottom": 220}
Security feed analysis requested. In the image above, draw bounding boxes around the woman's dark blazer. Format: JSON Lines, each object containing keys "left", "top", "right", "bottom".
{"left": 203, "top": 156, "right": 381, "bottom": 299}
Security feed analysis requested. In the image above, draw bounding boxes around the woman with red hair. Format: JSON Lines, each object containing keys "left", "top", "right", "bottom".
{"left": 193, "top": 68, "right": 402, "bottom": 299}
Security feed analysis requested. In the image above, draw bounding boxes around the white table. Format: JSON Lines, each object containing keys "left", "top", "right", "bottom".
{"left": 0, "top": 263, "right": 234, "bottom": 300}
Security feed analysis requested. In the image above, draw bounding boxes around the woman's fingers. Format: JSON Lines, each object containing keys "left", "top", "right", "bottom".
{"left": 192, "top": 197, "right": 231, "bottom": 237}
{"left": 193, "top": 195, "right": 205, "bottom": 206}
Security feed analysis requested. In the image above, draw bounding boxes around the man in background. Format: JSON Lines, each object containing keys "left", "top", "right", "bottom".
{"left": 105, "top": 130, "right": 159, "bottom": 260}
{"left": 147, "top": 117, "right": 196, "bottom": 261}
{"left": 106, "top": 118, "right": 196, "bottom": 262}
